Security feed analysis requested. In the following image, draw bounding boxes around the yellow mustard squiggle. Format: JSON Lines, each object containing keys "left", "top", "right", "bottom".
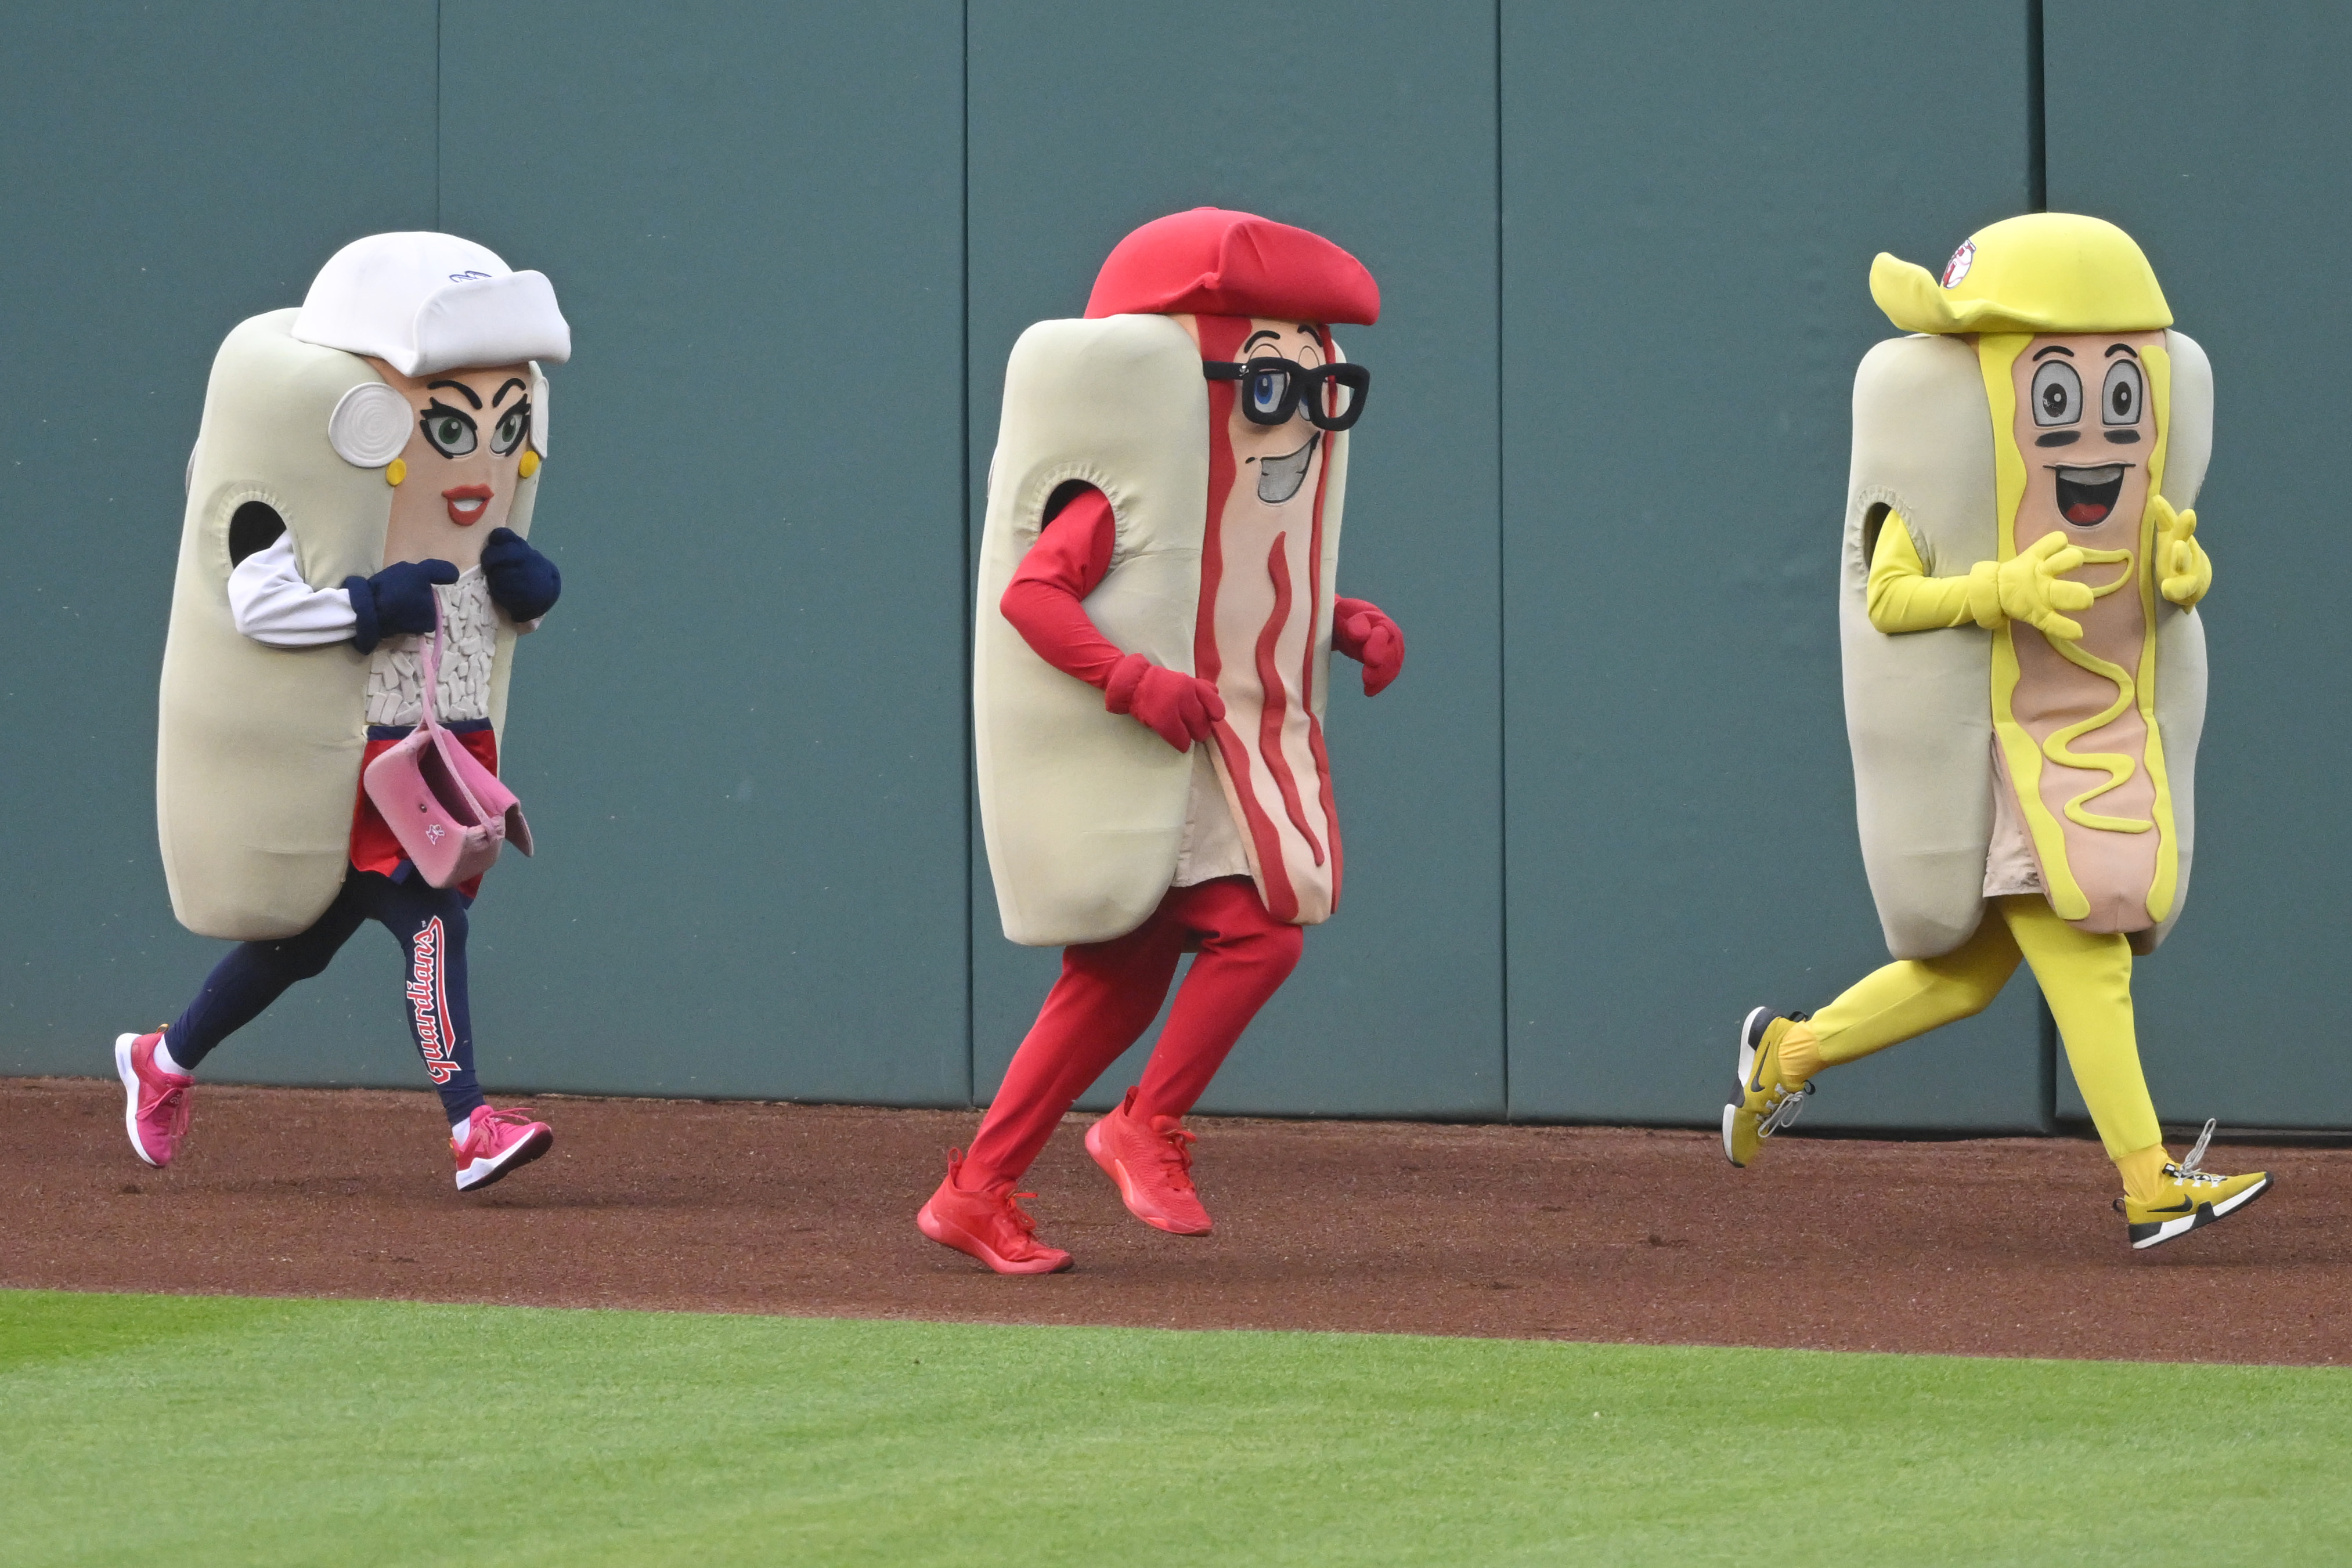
{"left": 2040, "top": 548, "right": 2151, "bottom": 833}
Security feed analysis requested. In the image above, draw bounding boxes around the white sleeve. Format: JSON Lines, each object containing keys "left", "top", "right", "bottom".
{"left": 228, "top": 532, "right": 360, "bottom": 648}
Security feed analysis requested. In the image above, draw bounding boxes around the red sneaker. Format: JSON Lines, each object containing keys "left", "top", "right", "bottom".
{"left": 114, "top": 1031, "right": 192, "bottom": 1168}
{"left": 915, "top": 1149, "right": 1074, "bottom": 1274}
{"left": 1084, "top": 1088, "right": 1212, "bottom": 1235}
{"left": 452, "top": 1105, "right": 553, "bottom": 1191}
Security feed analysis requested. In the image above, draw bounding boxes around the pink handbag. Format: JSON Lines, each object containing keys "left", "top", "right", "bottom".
{"left": 362, "top": 598, "right": 532, "bottom": 888}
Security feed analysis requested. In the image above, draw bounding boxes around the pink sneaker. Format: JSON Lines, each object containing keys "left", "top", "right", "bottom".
{"left": 1084, "top": 1088, "right": 1213, "bottom": 1235}
{"left": 452, "top": 1105, "right": 553, "bottom": 1191}
{"left": 114, "top": 1031, "right": 192, "bottom": 1168}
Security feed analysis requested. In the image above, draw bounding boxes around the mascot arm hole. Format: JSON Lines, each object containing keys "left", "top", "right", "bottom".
{"left": 1866, "top": 511, "right": 1982, "bottom": 634}
{"left": 227, "top": 530, "right": 361, "bottom": 649}
{"left": 1000, "top": 487, "right": 1126, "bottom": 687}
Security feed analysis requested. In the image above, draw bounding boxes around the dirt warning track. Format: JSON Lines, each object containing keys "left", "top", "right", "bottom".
{"left": 3, "top": 1077, "right": 2343, "bottom": 1364}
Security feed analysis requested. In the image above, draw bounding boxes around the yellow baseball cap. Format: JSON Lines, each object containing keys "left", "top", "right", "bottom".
{"left": 1870, "top": 212, "right": 2171, "bottom": 335}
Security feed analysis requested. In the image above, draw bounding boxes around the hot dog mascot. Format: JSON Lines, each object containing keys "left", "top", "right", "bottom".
{"left": 921, "top": 208, "right": 1404, "bottom": 1273}
{"left": 118, "top": 232, "right": 569, "bottom": 1191}
{"left": 1726, "top": 214, "right": 2271, "bottom": 1249}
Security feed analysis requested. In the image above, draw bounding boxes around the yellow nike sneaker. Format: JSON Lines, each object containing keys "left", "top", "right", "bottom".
{"left": 2122, "top": 1122, "right": 2272, "bottom": 1250}
{"left": 1722, "top": 1006, "right": 1814, "bottom": 1168}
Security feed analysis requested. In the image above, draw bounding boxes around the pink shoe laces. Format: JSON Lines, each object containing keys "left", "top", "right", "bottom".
{"left": 467, "top": 1106, "right": 540, "bottom": 1151}
{"left": 146, "top": 1081, "right": 190, "bottom": 1141}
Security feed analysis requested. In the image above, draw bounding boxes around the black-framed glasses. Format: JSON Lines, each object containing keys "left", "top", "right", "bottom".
{"left": 1203, "top": 357, "right": 1371, "bottom": 431}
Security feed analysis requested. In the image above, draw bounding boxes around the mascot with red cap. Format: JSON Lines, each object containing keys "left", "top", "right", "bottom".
{"left": 921, "top": 208, "right": 1404, "bottom": 1274}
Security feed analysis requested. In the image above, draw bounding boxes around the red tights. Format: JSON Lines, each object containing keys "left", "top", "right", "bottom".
{"left": 962, "top": 876, "right": 1303, "bottom": 1187}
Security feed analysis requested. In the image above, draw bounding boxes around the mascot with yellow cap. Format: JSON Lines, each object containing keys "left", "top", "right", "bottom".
{"left": 1724, "top": 214, "right": 2271, "bottom": 1250}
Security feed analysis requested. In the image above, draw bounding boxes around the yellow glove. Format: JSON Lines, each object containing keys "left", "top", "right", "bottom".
{"left": 1964, "top": 532, "right": 2093, "bottom": 641}
{"left": 2149, "top": 493, "right": 2212, "bottom": 608}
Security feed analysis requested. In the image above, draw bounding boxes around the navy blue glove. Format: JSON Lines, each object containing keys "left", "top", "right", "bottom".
{"left": 480, "top": 526, "right": 561, "bottom": 623}
{"left": 342, "top": 559, "right": 459, "bottom": 653}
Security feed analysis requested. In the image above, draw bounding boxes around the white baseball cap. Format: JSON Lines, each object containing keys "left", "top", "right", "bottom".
{"left": 290, "top": 231, "right": 572, "bottom": 377}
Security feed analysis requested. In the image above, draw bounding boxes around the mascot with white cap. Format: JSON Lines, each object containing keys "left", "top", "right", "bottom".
{"left": 920, "top": 208, "right": 1404, "bottom": 1274}
{"left": 118, "top": 232, "right": 570, "bottom": 1192}
{"left": 1725, "top": 214, "right": 2272, "bottom": 1249}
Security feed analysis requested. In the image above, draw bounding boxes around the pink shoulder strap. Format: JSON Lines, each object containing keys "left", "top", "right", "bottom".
{"left": 415, "top": 591, "right": 444, "bottom": 733}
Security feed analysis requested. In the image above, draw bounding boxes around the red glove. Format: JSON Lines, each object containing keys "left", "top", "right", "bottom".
{"left": 1333, "top": 596, "right": 1404, "bottom": 696}
{"left": 1104, "top": 652, "right": 1225, "bottom": 752}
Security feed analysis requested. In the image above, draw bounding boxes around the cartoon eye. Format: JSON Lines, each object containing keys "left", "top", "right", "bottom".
{"left": 421, "top": 403, "right": 478, "bottom": 457}
{"left": 1247, "top": 368, "right": 1288, "bottom": 419}
{"left": 2030, "top": 360, "right": 2083, "bottom": 426}
{"left": 491, "top": 402, "right": 529, "bottom": 456}
{"left": 2102, "top": 360, "right": 2142, "bottom": 425}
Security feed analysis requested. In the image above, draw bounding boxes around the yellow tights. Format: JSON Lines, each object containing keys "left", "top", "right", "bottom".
{"left": 1780, "top": 895, "right": 2163, "bottom": 1175}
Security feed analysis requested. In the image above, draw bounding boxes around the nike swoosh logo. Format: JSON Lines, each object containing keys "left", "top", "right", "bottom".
{"left": 2145, "top": 1200, "right": 2195, "bottom": 1215}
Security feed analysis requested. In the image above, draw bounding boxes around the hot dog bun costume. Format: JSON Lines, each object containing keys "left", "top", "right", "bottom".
{"left": 973, "top": 310, "right": 1228, "bottom": 945}
{"left": 921, "top": 209, "right": 1404, "bottom": 1274}
{"left": 160, "top": 291, "right": 551, "bottom": 938}
{"left": 1725, "top": 214, "right": 2269, "bottom": 1251}
{"left": 119, "top": 233, "right": 571, "bottom": 1193}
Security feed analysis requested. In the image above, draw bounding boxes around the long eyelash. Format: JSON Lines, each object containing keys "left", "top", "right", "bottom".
{"left": 423, "top": 399, "right": 479, "bottom": 430}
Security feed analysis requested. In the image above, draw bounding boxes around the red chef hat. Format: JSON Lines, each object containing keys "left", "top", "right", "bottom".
{"left": 1085, "top": 207, "right": 1380, "bottom": 324}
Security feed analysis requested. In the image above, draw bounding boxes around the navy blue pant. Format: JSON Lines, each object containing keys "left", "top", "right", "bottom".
{"left": 168, "top": 869, "right": 485, "bottom": 1123}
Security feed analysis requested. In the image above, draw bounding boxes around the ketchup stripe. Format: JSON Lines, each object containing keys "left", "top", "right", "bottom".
{"left": 1210, "top": 718, "right": 1299, "bottom": 923}
{"left": 1194, "top": 315, "right": 1252, "bottom": 686}
{"left": 1256, "top": 535, "right": 1325, "bottom": 865}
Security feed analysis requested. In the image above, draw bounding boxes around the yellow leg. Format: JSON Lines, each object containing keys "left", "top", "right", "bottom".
{"left": 1997, "top": 895, "right": 2163, "bottom": 1165}
{"left": 1789, "top": 912, "right": 2022, "bottom": 1077}
{"left": 2113, "top": 1144, "right": 2171, "bottom": 1205}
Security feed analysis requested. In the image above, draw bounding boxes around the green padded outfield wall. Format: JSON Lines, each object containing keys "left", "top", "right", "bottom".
{"left": 1497, "top": 1, "right": 2050, "bottom": 1130}
{"left": 0, "top": 2, "right": 973, "bottom": 1108}
{"left": 0, "top": 7, "right": 445, "bottom": 1091}
{"left": 1, "top": 3, "right": 2342, "bottom": 1132}
{"left": 428, "top": 5, "right": 971, "bottom": 1105}
{"left": 2043, "top": 0, "right": 2352, "bottom": 1131}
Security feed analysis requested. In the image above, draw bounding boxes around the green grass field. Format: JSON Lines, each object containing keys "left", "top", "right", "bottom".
{"left": 3, "top": 1289, "right": 2346, "bottom": 1566}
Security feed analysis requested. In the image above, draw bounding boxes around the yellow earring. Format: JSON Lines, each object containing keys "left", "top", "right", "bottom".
{"left": 385, "top": 458, "right": 407, "bottom": 487}
{"left": 518, "top": 450, "right": 541, "bottom": 479}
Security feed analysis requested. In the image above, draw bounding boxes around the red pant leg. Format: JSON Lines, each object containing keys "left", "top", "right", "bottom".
{"left": 962, "top": 899, "right": 1190, "bottom": 1187}
{"left": 1130, "top": 877, "right": 1304, "bottom": 1122}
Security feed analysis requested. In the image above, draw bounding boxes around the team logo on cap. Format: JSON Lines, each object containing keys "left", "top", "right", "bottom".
{"left": 1940, "top": 241, "right": 1976, "bottom": 289}
{"left": 448, "top": 270, "right": 491, "bottom": 282}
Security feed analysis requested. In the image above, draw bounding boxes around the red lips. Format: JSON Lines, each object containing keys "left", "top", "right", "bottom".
{"left": 442, "top": 484, "right": 493, "bottom": 527}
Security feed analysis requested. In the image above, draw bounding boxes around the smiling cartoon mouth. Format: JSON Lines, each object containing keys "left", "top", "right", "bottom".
{"left": 1251, "top": 433, "right": 1320, "bottom": 504}
{"left": 443, "top": 484, "right": 493, "bottom": 526}
{"left": 2052, "top": 464, "right": 2126, "bottom": 526}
